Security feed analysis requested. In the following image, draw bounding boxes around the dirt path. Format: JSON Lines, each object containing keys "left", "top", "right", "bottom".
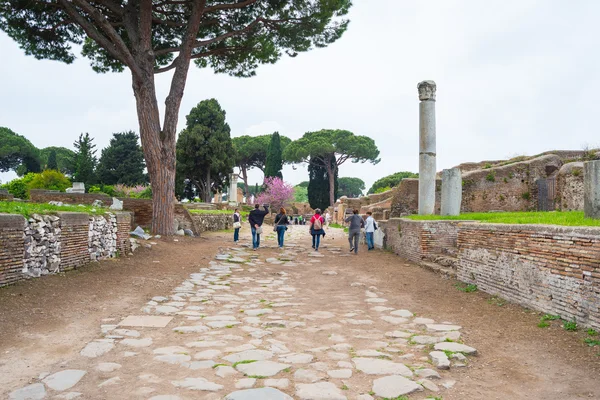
{"left": 1, "top": 226, "right": 599, "bottom": 399}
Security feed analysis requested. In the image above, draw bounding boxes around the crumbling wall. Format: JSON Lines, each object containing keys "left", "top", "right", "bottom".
{"left": 556, "top": 162, "right": 584, "bottom": 211}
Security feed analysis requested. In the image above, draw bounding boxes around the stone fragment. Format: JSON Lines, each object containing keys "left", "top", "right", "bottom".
{"left": 96, "top": 363, "right": 122, "bottom": 373}
{"left": 121, "top": 338, "right": 153, "bottom": 347}
{"left": 223, "top": 349, "right": 274, "bottom": 363}
{"left": 385, "top": 331, "right": 411, "bottom": 339}
{"left": 194, "top": 349, "right": 222, "bottom": 360}
{"left": 235, "top": 361, "right": 291, "bottom": 377}
{"left": 8, "top": 383, "right": 46, "bottom": 400}
{"left": 235, "top": 378, "right": 257, "bottom": 389}
{"left": 420, "top": 379, "right": 440, "bottom": 392}
{"left": 296, "top": 382, "right": 347, "bottom": 400}
{"left": 171, "top": 377, "right": 223, "bottom": 391}
{"left": 434, "top": 342, "right": 477, "bottom": 355}
{"left": 154, "top": 354, "right": 191, "bottom": 365}
{"left": 80, "top": 341, "right": 114, "bottom": 358}
{"left": 372, "top": 375, "right": 422, "bottom": 398}
{"left": 353, "top": 358, "right": 412, "bottom": 377}
{"left": 413, "top": 317, "right": 435, "bottom": 325}
{"left": 119, "top": 315, "right": 173, "bottom": 328}
{"left": 186, "top": 340, "right": 227, "bottom": 348}
{"left": 390, "top": 309, "right": 414, "bottom": 318}
{"left": 264, "top": 378, "right": 289, "bottom": 389}
{"left": 278, "top": 353, "right": 314, "bottom": 364}
{"left": 294, "top": 369, "right": 323, "bottom": 383}
{"left": 429, "top": 351, "right": 450, "bottom": 370}
{"left": 327, "top": 369, "right": 353, "bottom": 379}
{"left": 111, "top": 329, "right": 140, "bottom": 337}
{"left": 98, "top": 377, "right": 121, "bottom": 387}
{"left": 355, "top": 350, "right": 391, "bottom": 358}
{"left": 54, "top": 393, "right": 83, "bottom": 400}
{"left": 380, "top": 316, "right": 408, "bottom": 324}
{"left": 244, "top": 308, "right": 273, "bottom": 316}
{"left": 153, "top": 346, "right": 188, "bottom": 355}
{"left": 43, "top": 370, "right": 87, "bottom": 391}
{"left": 189, "top": 360, "right": 216, "bottom": 370}
{"left": 411, "top": 335, "right": 442, "bottom": 345}
{"left": 322, "top": 271, "right": 338, "bottom": 275}
{"left": 224, "top": 388, "right": 293, "bottom": 400}
{"left": 426, "top": 324, "right": 461, "bottom": 332}
{"left": 356, "top": 395, "right": 374, "bottom": 400}
{"left": 415, "top": 368, "right": 441, "bottom": 379}
{"left": 442, "top": 380, "right": 457, "bottom": 389}
{"left": 215, "top": 366, "right": 239, "bottom": 378}
{"left": 173, "top": 325, "right": 209, "bottom": 333}
{"left": 365, "top": 298, "right": 387, "bottom": 303}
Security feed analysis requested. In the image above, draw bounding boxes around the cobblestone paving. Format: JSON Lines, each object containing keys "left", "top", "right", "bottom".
{"left": 9, "top": 228, "right": 477, "bottom": 400}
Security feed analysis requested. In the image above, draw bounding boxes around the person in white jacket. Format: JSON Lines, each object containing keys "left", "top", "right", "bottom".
{"left": 364, "top": 211, "right": 377, "bottom": 251}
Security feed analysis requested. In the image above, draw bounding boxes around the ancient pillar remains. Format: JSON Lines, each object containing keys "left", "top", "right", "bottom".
{"left": 229, "top": 173, "right": 239, "bottom": 205}
{"left": 418, "top": 80, "right": 437, "bottom": 215}
{"left": 584, "top": 160, "right": 600, "bottom": 218}
{"left": 441, "top": 168, "right": 462, "bottom": 216}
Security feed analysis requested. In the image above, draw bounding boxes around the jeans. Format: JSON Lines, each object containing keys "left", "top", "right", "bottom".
{"left": 251, "top": 226, "right": 261, "bottom": 249}
{"left": 276, "top": 225, "right": 286, "bottom": 247}
{"left": 312, "top": 234, "right": 321, "bottom": 250}
{"left": 366, "top": 232, "right": 374, "bottom": 249}
{"left": 349, "top": 230, "right": 360, "bottom": 253}
{"left": 233, "top": 228, "right": 240, "bottom": 242}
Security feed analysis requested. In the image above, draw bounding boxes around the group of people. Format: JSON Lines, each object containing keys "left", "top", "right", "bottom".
{"left": 232, "top": 204, "right": 376, "bottom": 253}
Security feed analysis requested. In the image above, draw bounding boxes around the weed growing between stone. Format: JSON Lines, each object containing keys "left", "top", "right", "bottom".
{"left": 455, "top": 283, "right": 478, "bottom": 293}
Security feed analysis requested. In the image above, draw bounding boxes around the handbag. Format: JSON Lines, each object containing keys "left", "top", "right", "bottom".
{"left": 233, "top": 222, "right": 241, "bottom": 229}
{"left": 256, "top": 226, "right": 263, "bottom": 235}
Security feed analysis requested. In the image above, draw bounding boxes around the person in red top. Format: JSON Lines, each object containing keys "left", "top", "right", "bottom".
{"left": 310, "top": 208, "right": 326, "bottom": 251}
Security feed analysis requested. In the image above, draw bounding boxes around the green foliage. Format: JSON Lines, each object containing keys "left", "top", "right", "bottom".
{"left": 39, "top": 146, "right": 75, "bottom": 175}
{"left": 486, "top": 172, "right": 496, "bottom": 182}
{"left": 588, "top": 329, "right": 599, "bottom": 336}
{"left": 483, "top": 163, "right": 492, "bottom": 169}
{"left": 265, "top": 132, "right": 284, "bottom": 179}
{"left": 537, "top": 321, "right": 550, "bottom": 328}
{"left": 308, "top": 156, "right": 338, "bottom": 211}
{"left": 176, "top": 99, "right": 235, "bottom": 202}
{"left": 408, "top": 211, "right": 600, "bottom": 227}
{"left": 96, "top": 131, "right": 147, "bottom": 186}
{"left": 72, "top": 133, "right": 97, "bottom": 187}
{"left": 338, "top": 177, "right": 365, "bottom": 198}
{"left": 455, "top": 283, "right": 478, "bottom": 293}
{"left": 541, "top": 314, "right": 561, "bottom": 321}
{"left": 0, "top": 201, "right": 101, "bottom": 217}
{"left": 584, "top": 338, "right": 600, "bottom": 347}
{"left": 89, "top": 184, "right": 116, "bottom": 197}
{"left": 522, "top": 192, "right": 531, "bottom": 200}
{"left": 0, "top": 126, "right": 41, "bottom": 174}
{"left": 294, "top": 185, "right": 308, "bottom": 203}
{"left": 563, "top": 320, "right": 578, "bottom": 332}
{"left": 374, "top": 186, "right": 392, "bottom": 194}
{"left": 46, "top": 150, "right": 58, "bottom": 170}
{"left": 0, "top": 173, "right": 36, "bottom": 199}
{"left": 27, "top": 170, "right": 71, "bottom": 192}
{"left": 297, "top": 181, "right": 309, "bottom": 188}
{"left": 368, "top": 171, "right": 418, "bottom": 194}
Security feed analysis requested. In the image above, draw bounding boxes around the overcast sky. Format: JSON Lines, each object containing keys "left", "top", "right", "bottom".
{"left": 1, "top": 0, "right": 599, "bottom": 192}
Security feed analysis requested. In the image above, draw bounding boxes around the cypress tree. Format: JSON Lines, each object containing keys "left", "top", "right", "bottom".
{"left": 72, "top": 133, "right": 97, "bottom": 186}
{"left": 264, "top": 132, "right": 283, "bottom": 179}
{"left": 46, "top": 150, "right": 58, "bottom": 170}
{"left": 308, "top": 156, "right": 338, "bottom": 211}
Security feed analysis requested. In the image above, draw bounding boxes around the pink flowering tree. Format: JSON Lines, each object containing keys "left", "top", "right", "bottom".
{"left": 255, "top": 177, "right": 295, "bottom": 211}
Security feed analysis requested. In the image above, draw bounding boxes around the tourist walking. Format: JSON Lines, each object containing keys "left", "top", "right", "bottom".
{"left": 274, "top": 208, "right": 290, "bottom": 248}
{"left": 365, "top": 211, "right": 377, "bottom": 250}
{"left": 232, "top": 208, "right": 242, "bottom": 243}
{"left": 310, "top": 209, "right": 326, "bottom": 251}
{"left": 345, "top": 209, "right": 364, "bottom": 254}
{"left": 325, "top": 211, "right": 331, "bottom": 228}
{"left": 248, "top": 203, "right": 269, "bottom": 251}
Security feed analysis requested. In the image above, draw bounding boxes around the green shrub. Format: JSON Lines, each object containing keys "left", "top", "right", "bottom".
{"left": 136, "top": 186, "right": 152, "bottom": 199}
{"left": 1, "top": 173, "right": 36, "bottom": 199}
{"left": 27, "top": 170, "right": 71, "bottom": 192}
{"left": 374, "top": 186, "right": 392, "bottom": 194}
{"left": 483, "top": 163, "right": 492, "bottom": 169}
{"left": 486, "top": 172, "right": 495, "bottom": 182}
{"left": 522, "top": 192, "right": 531, "bottom": 200}
{"left": 89, "top": 184, "right": 116, "bottom": 197}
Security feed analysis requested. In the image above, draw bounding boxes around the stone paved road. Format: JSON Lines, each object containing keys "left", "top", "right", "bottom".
{"left": 8, "top": 227, "right": 476, "bottom": 400}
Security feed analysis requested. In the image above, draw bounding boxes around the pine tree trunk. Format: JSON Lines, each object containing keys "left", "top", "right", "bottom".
{"left": 132, "top": 75, "right": 176, "bottom": 236}
{"left": 241, "top": 166, "right": 249, "bottom": 200}
{"left": 205, "top": 169, "right": 212, "bottom": 203}
{"left": 326, "top": 158, "right": 336, "bottom": 208}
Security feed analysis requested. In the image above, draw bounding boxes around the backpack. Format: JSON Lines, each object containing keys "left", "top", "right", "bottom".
{"left": 313, "top": 216, "right": 323, "bottom": 230}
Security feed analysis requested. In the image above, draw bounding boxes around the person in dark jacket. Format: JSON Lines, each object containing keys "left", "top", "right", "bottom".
{"left": 232, "top": 208, "right": 242, "bottom": 243}
{"left": 274, "top": 207, "right": 290, "bottom": 248}
{"left": 248, "top": 203, "right": 269, "bottom": 250}
{"left": 345, "top": 209, "right": 364, "bottom": 254}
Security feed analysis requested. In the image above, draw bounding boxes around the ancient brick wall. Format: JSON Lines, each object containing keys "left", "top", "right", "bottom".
{"left": 458, "top": 223, "right": 600, "bottom": 330}
{"left": 0, "top": 215, "right": 26, "bottom": 286}
{"left": 390, "top": 179, "right": 441, "bottom": 217}
{"left": 381, "top": 219, "right": 461, "bottom": 263}
{"left": 59, "top": 212, "right": 90, "bottom": 271}
{"left": 30, "top": 190, "right": 111, "bottom": 205}
{"left": 115, "top": 212, "right": 132, "bottom": 254}
{"left": 190, "top": 214, "right": 233, "bottom": 233}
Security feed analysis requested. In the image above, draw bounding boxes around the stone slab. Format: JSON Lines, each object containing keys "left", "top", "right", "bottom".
{"left": 119, "top": 315, "right": 173, "bottom": 328}
{"left": 224, "top": 387, "right": 293, "bottom": 400}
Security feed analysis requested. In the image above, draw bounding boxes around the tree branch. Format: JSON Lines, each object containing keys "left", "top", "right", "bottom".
{"left": 204, "top": 0, "right": 257, "bottom": 14}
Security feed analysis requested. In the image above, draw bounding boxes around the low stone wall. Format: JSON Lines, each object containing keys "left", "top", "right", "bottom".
{"left": 381, "top": 219, "right": 462, "bottom": 263}
{"left": 190, "top": 213, "right": 233, "bottom": 233}
{"left": 0, "top": 211, "right": 132, "bottom": 287}
{"left": 457, "top": 223, "right": 600, "bottom": 330}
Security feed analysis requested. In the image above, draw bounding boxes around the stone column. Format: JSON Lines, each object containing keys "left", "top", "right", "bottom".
{"left": 441, "top": 168, "right": 462, "bottom": 216}
{"left": 584, "top": 160, "right": 600, "bottom": 218}
{"left": 229, "top": 173, "right": 239, "bottom": 205}
{"left": 418, "top": 80, "right": 437, "bottom": 215}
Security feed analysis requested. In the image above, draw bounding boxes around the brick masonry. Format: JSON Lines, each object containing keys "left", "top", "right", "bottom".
{"left": 0, "top": 214, "right": 26, "bottom": 286}
{"left": 381, "top": 218, "right": 461, "bottom": 263}
{"left": 0, "top": 211, "right": 132, "bottom": 287}
{"left": 190, "top": 214, "right": 233, "bottom": 233}
{"left": 457, "top": 223, "right": 600, "bottom": 330}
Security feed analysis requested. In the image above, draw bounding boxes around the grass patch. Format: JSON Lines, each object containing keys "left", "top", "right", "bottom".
{"left": 541, "top": 314, "right": 561, "bottom": 322}
{"left": 341, "top": 385, "right": 349, "bottom": 390}
{"left": 247, "top": 375, "right": 267, "bottom": 379}
{"left": 188, "top": 209, "right": 249, "bottom": 217}
{"left": 232, "top": 360, "right": 257, "bottom": 368}
{"left": 329, "top": 223, "right": 344, "bottom": 229}
{"left": 487, "top": 295, "right": 506, "bottom": 306}
{"left": 455, "top": 283, "right": 478, "bottom": 293}
{"left": 588, "top": 329, "right": 598, "bottom": 336}
{"left": 563, "top": 320, "right": 578, "bottom": 332}
{"left": 212, "top": 363, "right": 228, "bottom": 369}
{"left": 407, "top": 211, "right": 600, "bottom": 227}
{"left": 0, "top": 201, "right": 102, "bottom": 218}
{"left": 537, "top": 321, "right": 550, "bottom": 328}
{"left": 584, "top": 338, "right": 600, "bottom": 347}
